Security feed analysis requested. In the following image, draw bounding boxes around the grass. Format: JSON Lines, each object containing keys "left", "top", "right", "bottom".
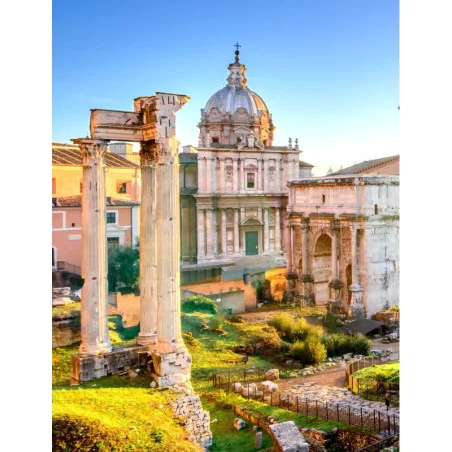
{"left": 353, "top": 361, "right": 400, "bottom": 384}
{"left": 200, "top": 396, "right": 273, "bottom": 451}
{"left": 52, "top": 302, "right": 81, "bottom": 318}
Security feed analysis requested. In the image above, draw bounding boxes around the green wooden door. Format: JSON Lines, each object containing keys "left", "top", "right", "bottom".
{"left": 245, "top": 231, "right": 258, "bottom": 255}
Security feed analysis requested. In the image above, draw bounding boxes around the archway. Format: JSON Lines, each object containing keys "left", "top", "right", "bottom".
{"left": 313, "top": 234, "right": 332, "bottom": 305}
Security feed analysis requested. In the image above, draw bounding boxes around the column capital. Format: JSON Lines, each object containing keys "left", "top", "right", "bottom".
{"left": 72, "top": 138, "right": 109, "bottom": 163}
{"left": 140, "top": 141, "right": 159, "bottom": 166}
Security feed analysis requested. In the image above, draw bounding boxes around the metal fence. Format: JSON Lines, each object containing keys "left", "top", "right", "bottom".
{"left": 212, "top": 376, "right": 399, "bottom": 434}
{"left": 346, "top": 354, "right": 400, "bottom": 405}
{"left": 356, "top": 434, "right": 399, "bottom": 451}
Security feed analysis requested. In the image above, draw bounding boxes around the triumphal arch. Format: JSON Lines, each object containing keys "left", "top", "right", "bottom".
{"left": 71, "top": 92, "right": 192, "bottom": 387}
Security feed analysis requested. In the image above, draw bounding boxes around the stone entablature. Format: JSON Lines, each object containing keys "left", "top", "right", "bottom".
{"left": 285, "top": 175, "right": 399, "bottom": 318}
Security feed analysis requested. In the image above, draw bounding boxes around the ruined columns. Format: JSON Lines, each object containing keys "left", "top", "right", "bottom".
{"left": 328, "top": 218, "right": 344, "bottom": 311}
{"left": 74, "top": 138, "right": 112, "bottom": 356}
{"left": 299, "top": 217, "right": 315, "bottom": 307}
{"left": 285, "top": 219, "right": 298, "bottom": 303}
{"left": 348, "top": 223, "right": 365, "bottom": 319}
{"left": 137, "top": 142, "right": 158, "bottom": 347}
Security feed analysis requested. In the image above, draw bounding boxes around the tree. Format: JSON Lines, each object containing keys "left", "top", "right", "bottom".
{"left": 107, "top": 243, "right": 139, "bottom": 292}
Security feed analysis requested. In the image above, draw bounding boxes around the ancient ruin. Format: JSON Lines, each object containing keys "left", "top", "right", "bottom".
{"left": 71, "top": 93, "right": 192, "bottom": 387}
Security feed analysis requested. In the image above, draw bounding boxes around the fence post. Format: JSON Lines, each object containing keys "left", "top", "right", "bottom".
{"left": 306, "top": 398, "right": 308, "bottom": 416}
{"left": 247, "top": 383, "right": 250, "bottom": 400}
{"left": 316, "top": 400, "right": 318, "bottom": 418}
{"left": 360, "top": 408, "right": 363, "bottom": 428}
{"left": 348, "top": 406, "right": 351, "bottom": 425}
{"left": 326, "top": 402, "right": 328, "bottom": 421}
{"left": 337, "top": 404, "right": 339, "bottom": 422}
{"left": 244, "top": 369, "right": 246, "bottom": 381}
{"left": 378, "top": 411, "right": 381, "bottom": 432}
{"left": 388, "top": 415, "right": 391, "bottom": 434}
{"left": 373, "top": 410, "right": 376, "bottom": 431}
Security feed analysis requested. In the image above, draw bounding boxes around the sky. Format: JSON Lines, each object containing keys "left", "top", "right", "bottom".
{"left": 52, "top": 0, "right": 399, "bottom": 177}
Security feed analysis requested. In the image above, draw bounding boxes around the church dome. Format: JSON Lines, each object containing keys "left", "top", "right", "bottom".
{"left": 203, "top": 85, "right": 270, "bottom": 117}
{"left": 198, "top": 48, "right": 276, "bottom": 147}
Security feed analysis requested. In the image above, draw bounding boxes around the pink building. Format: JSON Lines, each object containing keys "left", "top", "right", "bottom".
{"left": 52, "top": 143, "right": 141, "bottom": 273}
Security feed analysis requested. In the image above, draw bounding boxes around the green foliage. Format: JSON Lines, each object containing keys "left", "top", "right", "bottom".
{"left": 268, "top": 312, "right": 295, "bottom": 339}
{"left": 389, "top": 305, "right": 400, "bottom": 311}
{"left": 289, "top": 338, "right": 327, "bottom": 365}
{"left": 182, "top": 295, "right": 218, "bottom": 314}
{"left": 328, "top": 428, "right": 380, "bottom": 451}
{"left": 353, "top": 362, "right": 400, "bottom": 384}
{"left": 107, "top": 244, "right": 140, "bottom": 292}
{"left": 291, "top": 318, "right": 324, "bottom": 342}
{"left": 322, "top": 333, "right": 371, "bottom": 357}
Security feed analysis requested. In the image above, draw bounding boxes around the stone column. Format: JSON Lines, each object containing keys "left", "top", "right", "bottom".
{"left": 257, "top": 158, "right": 262, "bottom": 191}
{"left": 212, "top": 208, "right": 218, "bottom": 257}
{"left": 264, "top": 208, "right": 269, "bottom": 252}
{"left": 205, "top": 208, "right": 213, "bottom": 258}
{"left": 198, "top": 157, "right": 205, "bottom": 193}
{"left": 239, "top": 159, "right": 244, "bottom": 191}
{"left": 74, "top": 138, "right": 112, "bottom": 356}
{"left": 221, "top": 209, "right": 227, "bottom": 255}
{"left": 211, "top": 157, "right": 217, "bottom": 193}
{"left": 299, "top": 218, "right": 315, "bottom": 307}
{"left": 219, "top": 158, "right": 225, "bottom": 192}
{"left": 137, "top": 141, "right": 158, "bottom": 347}
{"left": 284, "top": 220, "right": 298, "bottom": 303}
{"left": 197, "top": 208, "right": 205, "bottom": 259}
{"left": 233, "top": 209, "right": 240, "bottom": 254}
{"left": 348, "top": 223, "right": 365, "bottom": 319}
{"left": 263, "top": 159, "right": 269, "bottom": 192}
{"left": 328, "top": 219, "right": 344, "bottom": 308}
{"left": 275, "top": 208, "right": 281, "bottom": 252}
{"left": 276, "top": 159, "right": 281, "bottom": 192}
{"left": 232, "top": 158, "right": 238, "bottom": 192}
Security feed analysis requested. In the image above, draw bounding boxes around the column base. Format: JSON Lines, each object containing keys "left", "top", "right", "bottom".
{"left": 328, "top": 279, "right": 344, "bottom": 303}
{"left": 151, "top": 344, "right": 192, "bottom": 389}
{"left": 137, "top": 333, "right": 158, "bottom": 348}
{"left": 347, "top": 304, "right": 366, "bottom": 320}
{"left": 71, "top": 344, "right": 148, "bottom": 385}
{"left": 79, "top": 340, "right": 112, "bottom": 357}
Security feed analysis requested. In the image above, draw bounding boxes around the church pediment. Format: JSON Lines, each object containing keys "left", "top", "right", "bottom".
{"left": 241, "top": 217, "right": 263, "bottom": 226}
{"left": 207, "top": 107, "right": 221, "bottom": 122}
{"left": 232, "top": 107, "right": 250, "bottom": 123}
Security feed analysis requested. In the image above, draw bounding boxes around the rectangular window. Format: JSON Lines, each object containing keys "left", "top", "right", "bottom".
{"left": 106, "top": 212, "right": 116, "bottom": 224}
{"left": 212, "top": 137, "right": 219, "bottom": 143}
{"left": 52, "top": 178, "right": 56, "bottom": 195}
{"left": 107, "top": 237, "right": 120, "bottom": 248}
{"left": 247, "top": 173, "right": 255, "bottom": 189}
{"left": 116, "top": 181, "right": 131, "bottom": 194}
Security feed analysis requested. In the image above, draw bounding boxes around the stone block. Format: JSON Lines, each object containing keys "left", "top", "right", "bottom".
{"left": 260, "top": 380, "right": 279, "bottom": 392}
{"left": 234, "top": 418, "right": 246, "bottom": 430}
{"left": 265, "top": 369, "right": 280, "bottom": 380}
{"left": 269, "top": 421, "right": 309, "bottom": 452}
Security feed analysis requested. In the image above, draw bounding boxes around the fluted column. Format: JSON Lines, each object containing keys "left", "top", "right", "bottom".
{"left": 348, "top": 223, "right": 364, "bottom": 318}
{"left": 219, "top": 158, "right": 225, "bottom": 192}
{"left": 275, "top": 208, "right": 281, "bottom": 252}
{"left": 221, "top": 209, "right": 227, "bottom": 255}
{"left": 198, "top": 157, "right": 205, "bottom": 193}
{"left": 212, "top": 208, "right": 218, "bottom": 257}
{"left": 264, "top": 208, "right": 269, "bottom": 252}
{"left": 239, "top": 159, "right": 244, "bottom": 191}
{"left": 205, "top": 208, "right": 214, "bottom": 257}
{"left": 137, "top": 141, "right": 158, "bottom": 347}
{"left": 263, "top": 159, "right": 269, "bottom": 192}
{"left": 299, "top": 218, "right": 315, "bottom": 306}
{"left": 232, "top": 158, "right": 238, "bottom": 192}
{"left": 331, "top": 228, "right": 338, "bottom": 280}
{"left": 301, "top": 221, "right": 309, "bottom": 275}
{"left": 233, "top": 209, "right": 240, "bottom": 254}
{"left": 285, "top": 221, "right": 292, "bottom": 271}
{"left": 197, "top": 208, "right": 205, "bottom": 259}
{"left": 328, "top": 219, "right": 344, "bottom": 305}
{"left": 74, "top": 138, "right": 112, "bottom": 356}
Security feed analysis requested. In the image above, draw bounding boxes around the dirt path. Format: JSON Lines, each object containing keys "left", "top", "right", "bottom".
{"left": 277, "top": 365, "right": 347, "bottom": 391}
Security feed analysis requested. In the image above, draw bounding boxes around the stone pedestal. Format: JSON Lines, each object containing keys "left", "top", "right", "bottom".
{"left": 348, "top": 284, "right": 365, "bottom": 319}
{"left": 300, "top": 274, "right": 315, "bottom": 307}
{"left": 151, "top": 345, "right": 192, "bottom": 388}
{"left": 284, "top": 271, "right": 298, "bottom": 303}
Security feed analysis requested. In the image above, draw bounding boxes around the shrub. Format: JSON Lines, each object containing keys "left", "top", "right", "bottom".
{"left": 182, "top": 295, "right": 218, "bottom": 314}
{"left": 291, "top": 318, "right": 324, "bottom": 342}
{"left": 322, "top": 333, "right": 371, "bottom": 357}
{"left": 268, "top": 312, "right": 295, "bottom": 339}
{"left": 289, "top": 338, "right": 327, "bottom": 365}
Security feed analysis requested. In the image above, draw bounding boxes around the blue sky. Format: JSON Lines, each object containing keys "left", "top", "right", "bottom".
{"left": 53, "top": 0, "right": 399, "bottom": 176}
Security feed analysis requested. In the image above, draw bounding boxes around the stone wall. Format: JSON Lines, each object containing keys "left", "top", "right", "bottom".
{"left": 52, "top": 313, "right": 81, "bottom": 348}
{"left": 170, "top": 387, "right": 212, "bottom": 451}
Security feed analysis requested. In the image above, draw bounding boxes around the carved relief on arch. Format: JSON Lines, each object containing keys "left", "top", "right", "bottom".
{"left": 232, "top": 107, "right": 250, "bottom": 123}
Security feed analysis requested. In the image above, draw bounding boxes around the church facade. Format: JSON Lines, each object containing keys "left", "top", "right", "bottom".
{"left": 194, "top": 50, "right": 312, "bottom": 264}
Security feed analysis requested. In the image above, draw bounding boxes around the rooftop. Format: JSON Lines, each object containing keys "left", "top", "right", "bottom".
{"left": 52, "top": 195, "right": 140, "bottom": 208}
{"left": 329, "top": 155, "right": 399, "bottom": 176}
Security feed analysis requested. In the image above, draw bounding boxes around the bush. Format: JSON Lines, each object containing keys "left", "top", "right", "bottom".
{"left": 291, "top": 318, "right": 324, "bottom": 342}
{"left": 268, "top": 313, "right": 295, "bottom": 339}
{"left": 323, "top": 333, "right": 371, "bottom": 357}
{"left": 182, "top": 295, "right": 218, "bottom": 314}
{"left": 289, "top": 338, "right": 327, "bottom": 365}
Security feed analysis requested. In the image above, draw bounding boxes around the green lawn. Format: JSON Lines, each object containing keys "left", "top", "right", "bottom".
{"left": 353, "top": 361, "right": 400, "bottom": 383}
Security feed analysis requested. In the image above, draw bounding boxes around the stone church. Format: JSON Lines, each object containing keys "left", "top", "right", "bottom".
{"left": 190, "top": 49, "right": 313, "bottom": 264}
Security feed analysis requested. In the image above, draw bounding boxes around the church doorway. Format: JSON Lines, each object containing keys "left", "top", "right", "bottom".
{"left": 245, "top": 231, "right": 258, "bottom": 255}
{"left": 313, "top": 234, "right": 332, "bottom": 305}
